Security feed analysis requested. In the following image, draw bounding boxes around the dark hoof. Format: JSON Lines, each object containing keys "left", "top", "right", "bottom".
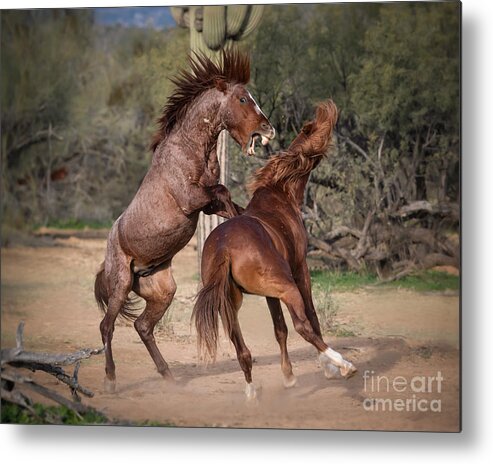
{"left": 160, "top": 369, "right": 175, "bottom": 383}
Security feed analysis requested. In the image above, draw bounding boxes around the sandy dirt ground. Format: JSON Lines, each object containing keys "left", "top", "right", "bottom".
{"left": 1, "top": 235, "right": 460, "bottom": 431}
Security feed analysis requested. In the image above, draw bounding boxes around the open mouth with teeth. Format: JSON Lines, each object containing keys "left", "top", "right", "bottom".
{"left": 246, "top": 133, "right": 272, "bottom": 156}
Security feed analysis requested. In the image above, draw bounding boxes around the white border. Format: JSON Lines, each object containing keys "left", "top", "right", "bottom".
{"left": 1, "top": 0, "right": 493, "bottom": 462}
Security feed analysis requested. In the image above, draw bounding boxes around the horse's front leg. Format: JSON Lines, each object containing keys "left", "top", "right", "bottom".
{"left": 202, "top": 184, "right": 243, "bottom": 219}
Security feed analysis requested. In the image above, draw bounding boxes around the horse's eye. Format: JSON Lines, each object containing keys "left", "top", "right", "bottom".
{"left": 239, "top": 97, "right": 247, "bottom": 104}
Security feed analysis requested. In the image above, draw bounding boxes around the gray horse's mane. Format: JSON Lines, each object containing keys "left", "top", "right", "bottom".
{"left": 150, "top": 49, "right": 250, "bottom": 152}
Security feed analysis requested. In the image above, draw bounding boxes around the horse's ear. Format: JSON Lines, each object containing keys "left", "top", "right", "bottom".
{"left": 214, "top": 78, "right": 228, "bottom": 93}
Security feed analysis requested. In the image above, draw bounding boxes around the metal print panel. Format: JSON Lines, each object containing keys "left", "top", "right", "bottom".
{"left": 1, "top": 2, "right": 460, "bottom": 431}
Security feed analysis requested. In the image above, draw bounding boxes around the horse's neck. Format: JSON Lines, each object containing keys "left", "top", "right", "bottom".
{"left": 283, "top": 156, "right": 322, "bottom": 206}
{"left": 248, "top": 187, "right": 302, "bottom": 232}
{"left": 291, "top": 176, "right": 310, "bottom": 206}
{"left": 152, "top": 92, "right": 224, "bottom": 168}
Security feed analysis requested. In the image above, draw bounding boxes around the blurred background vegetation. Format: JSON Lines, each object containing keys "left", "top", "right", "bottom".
{"left": 1, "top": 3, "right": 460, "bottom": 279}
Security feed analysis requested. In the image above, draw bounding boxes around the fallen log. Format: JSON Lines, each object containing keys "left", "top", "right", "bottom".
{"left": 308, "top": 235, "right": 361, "bottom": 271}
{"left": 309, "top": 219, "right": 459, "bottom": 280}
{"left": 392, "top": 201, "right": 459, "bottom": 222}
{"left": 1, "top": 322, "right": 107, "bottom": 423}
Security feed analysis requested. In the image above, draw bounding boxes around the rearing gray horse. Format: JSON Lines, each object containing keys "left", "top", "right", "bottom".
{"left": 95, "top": 50, "right": 275, "bottom": 393}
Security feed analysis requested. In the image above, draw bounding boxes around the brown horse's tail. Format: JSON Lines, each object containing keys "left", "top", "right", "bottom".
{"left": 191, "top": 255, "right": 236, "bottom": 362}
{"left": 94, "top": 262, "right": 141, "bottom": 322}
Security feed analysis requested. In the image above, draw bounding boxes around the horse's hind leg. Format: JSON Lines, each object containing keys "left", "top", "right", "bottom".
{"left": 294, "top": 263, "right": 323, "bottom": 338}
{"left": 266, "top": 297, "right": 296, "bottom": 388}
{"left": 230, "top": 320, "right": 256, "bottom": 400}
{"left": 232, "top": 249, "right": 356, "bottom": 381}
{"left": 295, "top": 262, "right": 350, "bottom": 379}
{"left": 238, "top": 260, "right": 355, "bottom": 379}
{"left": 100, "top": 254, "right": 133, "bottom": 393}
{"left": 225, "top": 284, "right": 257, "bottom": 400}
{"left": 132, "top": 261, "right": 176, "bottom": 381}
{"left": 279, "top": 283, "right": 356, "bottom": 378}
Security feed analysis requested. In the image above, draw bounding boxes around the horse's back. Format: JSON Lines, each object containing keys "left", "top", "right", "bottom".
{"left": 203, "top": 215, "right": 274, "bottom": 260}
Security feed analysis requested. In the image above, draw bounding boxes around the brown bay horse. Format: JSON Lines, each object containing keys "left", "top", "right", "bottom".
{"left": 192, "top": 100, "right": 356, "bottom": 400}
{"left": 95, "top": 50, "right": 275, "bottom": 393}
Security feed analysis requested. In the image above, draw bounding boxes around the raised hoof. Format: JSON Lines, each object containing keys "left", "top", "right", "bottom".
{"left": 340, "top": 362, "right": 357, "bottom": 379}
{"left": 319, "top": 349, "right": 357, "bottom": 379}
{"left": 283, "top": 375, "right": 298, "bottom": 388}
{"left": 323, "top": 363, "right": 340, "bottom": 379}
{"left": 104, "top": 377, "right": 116, "bottom": 394}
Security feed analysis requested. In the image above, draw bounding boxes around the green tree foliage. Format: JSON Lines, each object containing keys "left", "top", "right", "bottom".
{"left": 1, "top": 9, "right": 188, "bottom": 230}
{"left": 350, "top": 2, "right": 460, "bottom": 204}
{"left": 2, "top": 10, "right": 94, "bottom": 226}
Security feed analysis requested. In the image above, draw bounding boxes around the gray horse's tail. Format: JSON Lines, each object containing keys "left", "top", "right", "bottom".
{"left": 94, "top": 262, "right": 140, "bottom": 322}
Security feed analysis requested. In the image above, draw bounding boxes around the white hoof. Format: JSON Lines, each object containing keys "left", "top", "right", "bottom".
{"left": 104, "top": 377, "right": 116, "bottom": 393}
{"left": 245, "top": 382, "right": 257, "bottom": 401}
{"left": 283, "top": 375, "right": 298, "bottom": 388}
{"left": 319, "top": 348, "right": 357, "bottom": 379}
{"left": 340, "top": 361, "right": 357, "bottom": 378}
{"left": 318, "top": 353, "right": 338, "bottom": 378}
{"left": 323, "top": 362, "right": 340, "bottom": 379}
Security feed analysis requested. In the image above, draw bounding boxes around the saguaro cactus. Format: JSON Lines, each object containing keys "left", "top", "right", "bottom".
{"left": 171, "top": 5, "right": 264, "bottom": 56}
{"left": 170, "top": 5, "right": 264, "bottom": 264}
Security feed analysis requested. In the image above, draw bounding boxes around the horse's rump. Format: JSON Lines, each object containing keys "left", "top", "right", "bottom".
{"left": 94, "top": 262, "right": 141, "bottom": 322}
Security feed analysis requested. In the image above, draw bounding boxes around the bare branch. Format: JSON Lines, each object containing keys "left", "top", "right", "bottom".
{"left": 376, "top": 264, "right": 417, "bottom": 284}
{"left": 1, "top": 323, "right": 103, "bottom": 400}
{"left": 10, "top": 361, "right": 95, "bottom": 398}
{"left": 15, "top": 321, "right": 25, "bottom": 350}
{"left": 339, "top": 135, "right": 377, "bottom": 168}
{"left": 1, "top": 345, "right": 104, "bottom": 367}
{"left": 324, "top": 226, "right": 362, "bottom": 241}
{"left": 393, "top": 201, "right": 459, "bottom": 221}
{"left": 1, "top": 323, "right": 108, "bottom": 423}
{"left": 377, "top": 134, "right": 385, "bottom": 163}
{"left": 354, "top": 209, "right": 375, "bottom": 260}
{"left": 309, "top": 235, "right": 361, "bottom": 271}
{"left": 8, "top": 128, "right": 64, "bottom": 159}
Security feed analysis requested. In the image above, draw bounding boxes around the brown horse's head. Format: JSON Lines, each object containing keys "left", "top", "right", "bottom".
{"left": 219, "top": 82, "right": 275, "bottom": 156}
{"left": 151, "top": 49, "right": 275, "bottom": 155}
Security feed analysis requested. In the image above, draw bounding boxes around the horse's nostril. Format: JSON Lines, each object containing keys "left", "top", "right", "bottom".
{"left": 261, "top": 122, "right": 271, "bottom": 131}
